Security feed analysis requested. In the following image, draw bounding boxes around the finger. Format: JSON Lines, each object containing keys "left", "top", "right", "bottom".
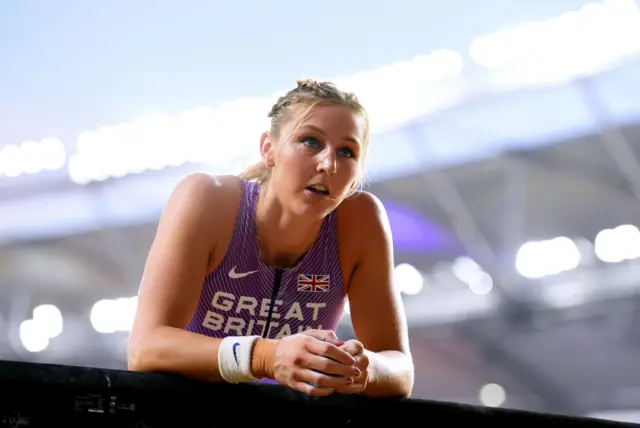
{"left": 340, "top": 340, "right": 364, "bottom": 356}
{"left": 332, "top": 383, "right": 363, "bottom": 395}
{"left": 293, "top": 380, "right": 335, "bottom": 397}
{"left": 322, "top": 330, "right": 344, "bottom": 346}
{"left": 299, "top": 368, "right": 354, "bottom": 390}
{"left": 303, "top": 329, "right": 344, "bottom": 346}
{"left": 307, "top": 340, "right": 356, "bottom": 366}
{"left": 305, "top": 354, "right": 360, "bottom": 378}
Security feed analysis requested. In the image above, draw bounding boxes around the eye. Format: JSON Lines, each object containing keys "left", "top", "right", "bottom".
{"left": 337, "top": 147, "right": 355, "bottom": 158}
{"left": 300, "top": 136, "right": 321, "bottom": 148}
{"left": 300, "top": 136, "right": 356, "bottom": 158}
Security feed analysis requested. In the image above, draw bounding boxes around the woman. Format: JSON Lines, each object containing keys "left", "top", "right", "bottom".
{"left": 128, "top": 79, "right": 414, "bottom": 398}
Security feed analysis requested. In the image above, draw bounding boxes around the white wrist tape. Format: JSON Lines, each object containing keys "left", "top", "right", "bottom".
{"left": 218, "top": 335, "right": 261, "bottom": 383}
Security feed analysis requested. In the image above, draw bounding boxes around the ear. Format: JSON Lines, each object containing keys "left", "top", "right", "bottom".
{"left": 259, "top": 131, "right": 275, "bottom": 167}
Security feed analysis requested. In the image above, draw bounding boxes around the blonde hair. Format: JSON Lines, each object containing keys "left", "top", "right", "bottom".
{"left": 239, "top": 79, "right": 370, "bottom": 197}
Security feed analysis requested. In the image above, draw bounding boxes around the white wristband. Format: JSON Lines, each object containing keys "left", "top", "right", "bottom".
{"left": 218, "top": 335, "right": 261, "bottom": 383}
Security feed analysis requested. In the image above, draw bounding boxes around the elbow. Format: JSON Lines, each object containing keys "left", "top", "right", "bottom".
{"left": 365, "top": 352, "right": 415, "bottom": 398}
{"left": 398, "top": 370, "right": 415, "bottom": 398}
{"left": 401, "top": 357, "right": 415, "bottom": 398}
{"left": 126, "top": 341, "right": 144, "bottom": 372}
{"left": 386, "top": 368, "right": 414, "bottom": 399}
{"left": 127, "top": 334, "right": 154, "bottom": 373}
{"left": 364, "top": 373, "right": 413, "bottom": 399}
{"left": 393, "top": 353, "right": 415, "bottom": 398}
{"left": 388, "top": 372, "right": 414, "bottom": 399}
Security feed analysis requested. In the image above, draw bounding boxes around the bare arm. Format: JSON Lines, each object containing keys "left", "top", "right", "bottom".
{"left": 347, "top": 193, "right": 414, "bottom": 398}
{"left": 127, "top": 174, "right": 273, "bottom": 381}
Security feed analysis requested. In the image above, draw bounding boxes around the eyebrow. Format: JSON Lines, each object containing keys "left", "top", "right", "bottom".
{"left": 301, "top": 124, "right": 360, "bottom": 145}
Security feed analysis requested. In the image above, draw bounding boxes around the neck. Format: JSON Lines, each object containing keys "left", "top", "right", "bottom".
{"left": 255, "top": 182, "right": 323, "bottom": 268}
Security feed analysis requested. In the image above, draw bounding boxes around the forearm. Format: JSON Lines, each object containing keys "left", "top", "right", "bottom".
{"left": 362, "top": 350, "right": 414, "bottom": 398}
{"left": 128, "top": 326, "right": 226, "bottom": 382}
{"left": 127, "top": 326, "right": 276, "bottom": 382}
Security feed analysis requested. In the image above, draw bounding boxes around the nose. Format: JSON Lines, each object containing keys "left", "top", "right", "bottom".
{"left": 317, "top": 148, "right": 337, "bottom": 175}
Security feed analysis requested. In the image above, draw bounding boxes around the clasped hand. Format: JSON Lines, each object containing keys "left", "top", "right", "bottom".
{"left": 272, "top": 329, "right": 369, "bottom": 397}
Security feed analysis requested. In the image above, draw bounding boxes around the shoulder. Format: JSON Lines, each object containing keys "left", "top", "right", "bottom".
{"left": 162, "top": 173, "right": 244, "bottom": 234}
{"left": 170, "top": 172, "right": 242, "bottom": 203}
{"left": 337, "top": 190, "right": 391, "bottom": 233}
{"left": 336, "top": 191, "right": 393, "bottom": 257}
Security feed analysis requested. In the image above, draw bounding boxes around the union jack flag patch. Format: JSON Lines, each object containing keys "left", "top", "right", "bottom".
{"left": 297, "top": 274, "right": 330, "bottom": 292}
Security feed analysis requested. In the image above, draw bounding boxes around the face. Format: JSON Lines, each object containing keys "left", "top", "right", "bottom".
{"left": 260, "top": 103, "right": 365, "bottom": 217}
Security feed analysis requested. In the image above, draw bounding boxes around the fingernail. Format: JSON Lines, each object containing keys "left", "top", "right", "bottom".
{"left": 346, "top": 377, "right": 353, "bottom": 385}
{"left": 352, "top": 367, "right": 361, "bottom": 376}
{"left": 348, "top": 357, "right": 356, "bottom": 365}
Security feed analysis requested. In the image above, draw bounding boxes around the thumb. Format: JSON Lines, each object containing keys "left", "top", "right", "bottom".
{"left": 340, "top": 339, "right": 363, "bottom": 356}
{"left": 302, "top": 329, "right": 344, "bottom": 346}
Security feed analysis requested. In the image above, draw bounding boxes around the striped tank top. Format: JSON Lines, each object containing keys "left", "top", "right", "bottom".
{"left": 186, "top": 179, "right": 346, "bottom": 341}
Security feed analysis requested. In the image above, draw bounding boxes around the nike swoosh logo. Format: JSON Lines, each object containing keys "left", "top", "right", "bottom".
{"left": 232, "top": 343, "right": 240, "bottom": 365}
{"left": 229, "top": 266, "right": 258, "bottom": 279}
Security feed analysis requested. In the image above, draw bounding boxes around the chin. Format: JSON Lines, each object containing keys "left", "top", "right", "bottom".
{"left": 296, "top": 192, "right": 337, "bottom": 217}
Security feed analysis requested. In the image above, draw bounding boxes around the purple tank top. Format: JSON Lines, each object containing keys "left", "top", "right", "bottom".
{"left": 186, "top": 179, "right": 346, "bottom": 341}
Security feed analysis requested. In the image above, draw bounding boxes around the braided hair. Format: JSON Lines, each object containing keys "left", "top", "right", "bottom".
{"left": 239, "top": 79, "right": 369, "bottom": 195}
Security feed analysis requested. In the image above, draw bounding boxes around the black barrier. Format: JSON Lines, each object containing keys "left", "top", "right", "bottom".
{"left": 0, "top": 359, "right": 637, "bottom": 428}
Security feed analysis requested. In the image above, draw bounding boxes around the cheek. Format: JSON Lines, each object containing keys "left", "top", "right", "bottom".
{"left": 275, "top": 144, "right": 307, "bottom": 176}
{"left": 276, "top": 143, "right": 299, "bottom": 164}
{"left": 339, "top": 159, "right": 360, "bottom": 178}
{"left": 332, "top": 161, "right": 359, "bottom": 192}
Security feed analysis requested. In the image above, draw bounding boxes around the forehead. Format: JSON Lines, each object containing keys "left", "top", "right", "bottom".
{"left": 295, "top": 104, "right": 365, "bottom": 140}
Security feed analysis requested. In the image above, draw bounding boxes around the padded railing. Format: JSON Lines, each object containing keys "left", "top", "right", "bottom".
{"left": 0, "top": 360, "right": 637, "bottom": 427}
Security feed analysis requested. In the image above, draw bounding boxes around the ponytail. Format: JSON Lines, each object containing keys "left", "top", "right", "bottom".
{"left": 238, "top": 161, "right": 272, "bottom": 184}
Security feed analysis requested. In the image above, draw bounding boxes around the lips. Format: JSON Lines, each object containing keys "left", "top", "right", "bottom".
{"left": 306, "top": 184, "right": 330, "bottom": 196}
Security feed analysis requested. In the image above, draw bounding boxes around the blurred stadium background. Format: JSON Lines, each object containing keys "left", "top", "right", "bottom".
{"left": 2, "top": 0, "right": 640, "bottom": 423}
